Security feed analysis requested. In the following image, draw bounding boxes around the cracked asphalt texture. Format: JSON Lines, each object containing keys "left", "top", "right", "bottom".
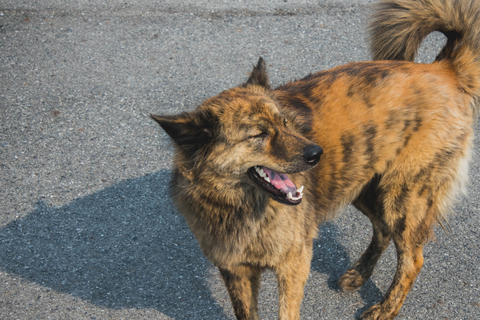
{"left": 1, "top": 0, "right": 479, "bottom": 319}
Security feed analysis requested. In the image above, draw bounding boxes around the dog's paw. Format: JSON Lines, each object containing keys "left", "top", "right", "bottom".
{"left": 360, "top": 303, "right": 394, "bottom": 320}
{"left": 338, "top": 269, "right": 366, "bottom": 292}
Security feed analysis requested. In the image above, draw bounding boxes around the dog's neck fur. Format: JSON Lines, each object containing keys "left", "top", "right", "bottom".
{"left": 169, "top": 167, "right": 274, "bottom": 266}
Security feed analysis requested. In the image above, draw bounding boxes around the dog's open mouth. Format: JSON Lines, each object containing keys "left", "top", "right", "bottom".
{"left": 247, "top": 166, "right": 304, "bottom": 205}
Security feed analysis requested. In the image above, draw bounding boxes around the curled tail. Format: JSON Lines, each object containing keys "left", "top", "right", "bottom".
{"left": 370, "top": 0, "right": 480, "bottom": 108}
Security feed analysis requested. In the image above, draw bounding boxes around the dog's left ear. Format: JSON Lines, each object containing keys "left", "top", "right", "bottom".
{"left": 244, "top": 57, "right": 270, "bottom": 89}
{"left": 150, "top": 109, "right": 217, "bottom": 157}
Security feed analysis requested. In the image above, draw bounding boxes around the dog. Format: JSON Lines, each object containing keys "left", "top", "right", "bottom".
{"left": 151, "top": 0, "right": 480, "bottom": 319}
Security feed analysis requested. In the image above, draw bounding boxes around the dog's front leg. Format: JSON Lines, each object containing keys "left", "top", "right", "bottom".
{"left": 275, "top": 243, "right": 313, "bottom": 320}
{"left": 219, "top": 265, "right": 261, "bottom": 320}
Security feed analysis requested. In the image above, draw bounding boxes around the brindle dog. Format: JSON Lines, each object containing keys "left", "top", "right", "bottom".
{"left": 151, "top": 1, "right": 480, "bottom": 319}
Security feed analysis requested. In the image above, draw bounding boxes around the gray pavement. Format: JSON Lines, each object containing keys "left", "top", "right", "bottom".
{"left": 1, "top": 1, "right": 479, "bottom": 319}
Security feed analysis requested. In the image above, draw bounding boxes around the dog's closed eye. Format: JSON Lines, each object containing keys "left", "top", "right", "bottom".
{"left": 249, "top": 132, "right": 269, "bottom": 139}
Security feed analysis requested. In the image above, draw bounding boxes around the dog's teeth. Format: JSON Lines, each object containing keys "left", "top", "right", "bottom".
{"left": 264, "top": 176, "right": 270, "bottom": 183}
{"left": 287, "top": 191, "right": 303, "bottom": 201}
{"left": 255, "top": 166, "right": 267, "bottom": 178}
{"left": 297, "top": 186, "right": 304, "bottom": 193}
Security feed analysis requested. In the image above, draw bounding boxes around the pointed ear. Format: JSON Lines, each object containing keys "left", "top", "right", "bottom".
{"left": 150, "top": 109, "right": 217, "bottom": 156}
{"left": 244, "top": 57, "right": 270, "bottom": 89}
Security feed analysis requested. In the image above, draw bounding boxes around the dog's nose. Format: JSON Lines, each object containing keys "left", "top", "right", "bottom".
{"left": 303, "top": 144, "right": 323, "bottom": 166}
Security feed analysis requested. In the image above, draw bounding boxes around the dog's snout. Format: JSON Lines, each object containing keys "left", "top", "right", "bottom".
{"left": 303, "top": 144, "right": 323, "bottom": 166}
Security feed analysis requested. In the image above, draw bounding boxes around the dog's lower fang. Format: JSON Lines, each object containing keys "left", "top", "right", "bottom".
{"left": 287, "top": 191, "right": 303, "bottom": 201}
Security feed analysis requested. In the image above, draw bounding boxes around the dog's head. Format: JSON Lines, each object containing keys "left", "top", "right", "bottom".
{"left": 152, "top": 58, "right": 322, "bottom": 205}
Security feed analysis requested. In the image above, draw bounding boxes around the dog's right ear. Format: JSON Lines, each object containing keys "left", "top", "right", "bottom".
{"left": 150, "top": 109, "right": 217, "bottom": 157}
{"left": 244, "top": 57, "right": 270, "bottom": 89}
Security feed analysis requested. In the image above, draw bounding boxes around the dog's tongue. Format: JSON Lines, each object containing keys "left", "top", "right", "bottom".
{"left": 261, "top": 167, "right": 297, "bottom": 194}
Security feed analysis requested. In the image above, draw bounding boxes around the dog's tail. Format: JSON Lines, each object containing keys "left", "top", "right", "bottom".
{"left": 370, "top": 0, "right": 480, "bottom": 111}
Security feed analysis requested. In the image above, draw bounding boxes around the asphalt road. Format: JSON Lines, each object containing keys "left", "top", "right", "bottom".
{"left": 1, "top": 1, "right": 479, "bottom": 319}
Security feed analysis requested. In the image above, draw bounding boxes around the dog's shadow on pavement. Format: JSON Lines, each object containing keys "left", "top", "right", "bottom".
{"left": 0, "top": 170, "right": 227, "bottom": 319}
{"left": 0, "top": 170, "right": 383, "bottom": 319}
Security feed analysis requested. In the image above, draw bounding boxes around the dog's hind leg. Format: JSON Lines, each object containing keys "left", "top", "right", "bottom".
{"left": 361, "top": 237, "right": 424, "bottom": 320}
{"left": 219, "top": 265, "right": 261, "bottom": 320}
{"left": 275, "top": 242, "right": 313, "bottom": 320}
{"left": 341, "top": 175, "right": 430, "bottom": 319}
{"left": 339, "top": 174, "right": 392, "bottom": 291}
